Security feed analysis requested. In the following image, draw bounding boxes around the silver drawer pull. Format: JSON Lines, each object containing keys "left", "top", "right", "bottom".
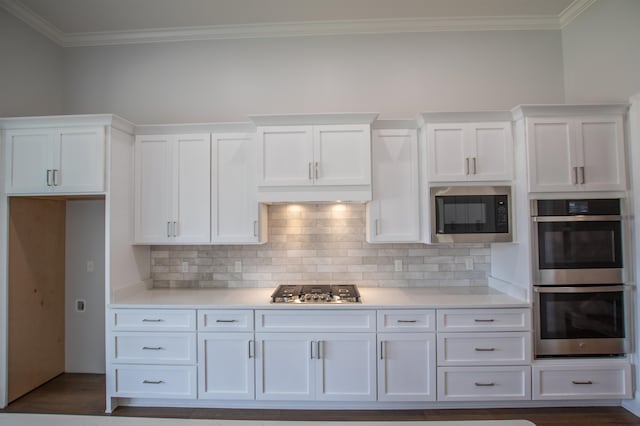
{"left": 397, "top": 320, "right": 417, "bottom": 323}
{"left": 572, "top": 380, "right": 593, "bottom": 385}
{"left": 474, "top": 347, "right": 496, "bottom": 352}
{"left": 142, "top": 346, "right": 164, "bottom": 350}
{"left": 474, "top": 319, "right": 495, "bottom": 323}
{"left": 142, "top": 319, "right": 164, "bottom": 322}
{"left": 143, "top": 380, "right": 165, "bottom": 385}
{"left": 216, "top": 319, "right": 238, "bottom": 323}
{"left": 474, "top": 382, "right": 495, "bottom": 387}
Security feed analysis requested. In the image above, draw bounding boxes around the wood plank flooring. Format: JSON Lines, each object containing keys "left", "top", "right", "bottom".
{"left": 1, "top": 374, "right": 639, "bottom": 425}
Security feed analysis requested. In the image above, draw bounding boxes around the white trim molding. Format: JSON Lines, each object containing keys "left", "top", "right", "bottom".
{"left": 1, "top": 0, "right": 597, "bottom": 47}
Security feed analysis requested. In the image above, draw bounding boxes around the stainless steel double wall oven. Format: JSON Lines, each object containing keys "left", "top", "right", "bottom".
{"left": 531, "top": 198, "right": 629, "bottom": 357}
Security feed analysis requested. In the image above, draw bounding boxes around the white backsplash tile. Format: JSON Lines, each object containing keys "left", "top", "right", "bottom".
{"left": 151, "top": 204, "right": 490, "bottom": 288}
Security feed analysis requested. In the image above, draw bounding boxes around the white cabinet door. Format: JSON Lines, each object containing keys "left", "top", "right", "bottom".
{"left": 4, "top": 129, "right": 52, "bottom": 193}
{"left": 54, "top": 127, "right": 105, "bottom": 193}
{"left": 576, "top": 116, "right": 626, "bottom": 191}
{"left": 427, "top": 122, "right": 512, "bottom": 182}
{"left": 172, "top": 134, "right": 210, "bottom": 243}
{"left": 378, "top": 333, "right": 436, "bottom": 402}
{"left": 527, "top": 116, "right": 626, "bottom": 192}
{"left": 426, "top": 123, "right": 467, "bottom": 181}
{"left": 313, "top": 124, "right": 371, "bottom": 186}
{"left": 134, "top": 134, "right": 210, "bottom": 243}
{"left": 255, "top": 333, "right": 314, "bottom": 401}
{"left": 198, "top": 332, "right": 255, "bottom": 400}
{"left": 134, "top": 135, "right": 173, "bottom": 243}
{"left": 367, "top": 129, "right": 420, "bottom": 243}
{"left": 315, "top": 333, "right": 376, "bottom": 401}
{"left": 212, "top": 133, "right": 265, "bottom": 244}
{"left": 469, "top": 123, "right": 513, "bottom": 181}
{"left": 257, "top": 126, "right": 314, "bottom": 187}
{"left": 4, "top": 127, "right": 105, "bottom": 194}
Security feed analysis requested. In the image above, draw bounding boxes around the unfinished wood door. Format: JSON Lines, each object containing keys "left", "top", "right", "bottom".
{"left": 8, "top": 197, "right": 66, "bottom": 402}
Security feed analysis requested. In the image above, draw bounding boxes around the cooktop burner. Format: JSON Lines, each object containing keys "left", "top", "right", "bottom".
{"left": 270, "top": 284, "right": 361, "bottom": 304}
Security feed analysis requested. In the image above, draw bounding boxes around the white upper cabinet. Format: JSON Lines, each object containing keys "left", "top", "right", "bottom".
{"left": 252, "top": 114, "right": 377, "bottom": 202}
{"left": 134, "top": 133, "right": 211, "bottom": 244}
{"left": 367, "top": 127, "right": 420, "bottom": 243}
{"left": 211, "top": 133, "right": 267, "bottom": 244}
{"left": 424, "top": 119, "right": 513, "bottom": 182}
{"left": 4, "top": 126, "right": 105, "bottom": 194}
{"left": 526, "top": 116, "right": 626, "bottom": 192}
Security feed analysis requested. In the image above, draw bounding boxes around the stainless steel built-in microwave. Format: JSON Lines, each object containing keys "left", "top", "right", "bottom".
{"left": 430, "top": 186, "right": 512, "bottom": 243}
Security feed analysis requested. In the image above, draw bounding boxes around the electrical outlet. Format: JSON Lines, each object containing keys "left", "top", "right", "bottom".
{"left": 394, "top": 259, "right": 403, "bottom": 272}
{"left": 465, "top": 258, "right": 474, "bottom": 270}
{"left": 234, "top": 261, "right": 242, "bottom": 273}
{"left": 87, "top": 260, "right": 94, "bottom": 273}
{"left": 181, "top": 261, "right": 189, "bottom": 273}
{"left": 76, "top": 299, "right": 86, "bottom": 312}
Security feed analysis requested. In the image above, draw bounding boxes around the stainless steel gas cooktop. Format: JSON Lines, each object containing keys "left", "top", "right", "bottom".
{"left": 270, "top": 284, "right": 361, "bottom": 304}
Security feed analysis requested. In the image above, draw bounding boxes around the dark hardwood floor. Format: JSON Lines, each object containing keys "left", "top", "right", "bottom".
{"left": 1, "top": 373, "right": 639, "bottom": 425}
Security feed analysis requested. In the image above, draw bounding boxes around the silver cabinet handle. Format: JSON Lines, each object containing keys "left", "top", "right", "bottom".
{"left": 173, "top": 221, "right": 177, "bottom": 237}
{"left": 474, "top": 319, "right": 494, "bottom": 323}
{"left": 474, "top": 382, "right": 495, "bottom": 387}
{"left": 142, "top": 346, "right": 164, "bottom": 350}
{"left": 465, "top": 158, "right": 470, "bottom": 175}
{"left": 167, "top": 222, "right": 171, "bottom": 238}
{"left": 215, "top": 319, "right": 237, "bottom": 323}
{"left": 253, "top": 220, "right": 258, "bottom": 237}
{"left": 248, "top": 340, "right": 255, "bottom": 358}
{"left": 472, "top": 157, "right": 477, "bottom": 175}
{"left": 310, "top": 341, "right": 315, "bottom": 359}
{"left": 380, "top": 341, "right": 385, "bottom": 360}
{"left": 142, "top": 318, "right": 164, "bottom": 322}
{"left": 573, "top": 166, "right": 578, "bottom": 185}
{"left": 308, "top": 162, "right": 313, "bottom": 180}
{"left": 572, "top": 380, "right": 593, "bottom": 385}
{"left": 317, "top": 341, "right": 323, "bottom": 360}
{"left": 46, "top": 169, "right": 53, "bottom": 186}
{"left": 579, "top": 166, "right": 585, "bottom": 184}
{"left": 474, "top": 347, "right": 496, "bottom": 352}
{"left": 375, "top": 219, "right": 380, "bottom": 236}
{"left": 53, "top": 169, "right": 60, "bottom": 186}
{"left": 143, "top": 380, "right": 164, "bottom": 385}
{"left": 397, "top": 320, "right": 417, "bottom": 323}
{"left": 315, "top": 162, "right": 319, "bottom": 179}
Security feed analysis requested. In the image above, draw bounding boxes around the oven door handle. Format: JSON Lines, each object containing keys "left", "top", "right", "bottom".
{"left": 534, "top": 285, "right": 626, "bottom": 294}
{"left": 532, "top": 215, "right": 621, "bottom": 222}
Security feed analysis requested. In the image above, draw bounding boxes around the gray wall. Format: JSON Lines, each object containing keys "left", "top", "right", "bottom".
{"left": 62, "top": 30, "right": 565, "bottom": 123}
{"left": 65, "top": 200, "right": 105, "bottom": 373}
{"left": 0, "top": 8, "right": 64, "bottom": 116}
{"left": 562, "top": 0, "right": 640, "bottom": 103}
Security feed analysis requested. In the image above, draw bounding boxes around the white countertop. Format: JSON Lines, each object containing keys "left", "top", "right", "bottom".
{"left": 110, "top": 285, "right": 528, "bottom": 309}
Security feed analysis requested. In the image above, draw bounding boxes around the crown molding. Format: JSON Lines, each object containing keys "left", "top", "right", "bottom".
{"left": 0, "top": 0, "right": 64, "bottom": 45}
{"left": 559, "top": 0, "right": 598, "bottom": 28}
{"left": 1, "top": 0, "right": 597, "bottom": 48}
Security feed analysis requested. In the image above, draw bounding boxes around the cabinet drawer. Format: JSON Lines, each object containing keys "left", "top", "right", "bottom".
{"left": 532, "top": 361, "right": 632, "bottom": 400}
{"left": 377, "top": 310, "right": 435, "bottom": 332}
{"left": 111, "top": 365, "right": 196, "bottom": 399}
{"left": 437, "top": 332, "right": 531, "bottom": 366}
{"left": 438, "top": 366, "right": 531, "bottom": 401}
{"left": 198, "top": 310, "right": 254, "bottom": 331}
{"left": 113, "top": 332, "right": 196, "bottom": 364}
{"left": 437, "top": 309, "right": 530, "bottom": 332}
{"left": 256, "top": 310, "right": 376, "bottom": 332}
{"left": 111, "top": 309, "right": 196, "bottom": 332}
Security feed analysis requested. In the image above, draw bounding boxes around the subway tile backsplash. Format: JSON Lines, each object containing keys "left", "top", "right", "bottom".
{"left": 151, "top": 204, "right": 490, "bottom": 288}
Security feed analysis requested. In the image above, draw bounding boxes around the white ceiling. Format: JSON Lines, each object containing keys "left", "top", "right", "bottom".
{"left": 0, "top": 0, "right": 594, "bottom": 47}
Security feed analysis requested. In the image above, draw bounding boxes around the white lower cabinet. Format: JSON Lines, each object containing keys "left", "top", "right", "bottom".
{"left": 255, "top": 332, "right": 377, "bottom": 401}
{"left": 532, "top": 359, "right": 632, "bottom": 400}
{"left": 438, "top": 366, "right": 531, "bottom": 401}
{"left": 111, "top": 365, "right": 197, "bottom": 399}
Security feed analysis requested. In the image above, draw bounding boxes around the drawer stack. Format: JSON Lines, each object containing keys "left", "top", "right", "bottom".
{"left": 436, "top": 308, "right": 532, "bottom": 401}
{"left": 109, "top": 309, "right": 197, "bottom": 399}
